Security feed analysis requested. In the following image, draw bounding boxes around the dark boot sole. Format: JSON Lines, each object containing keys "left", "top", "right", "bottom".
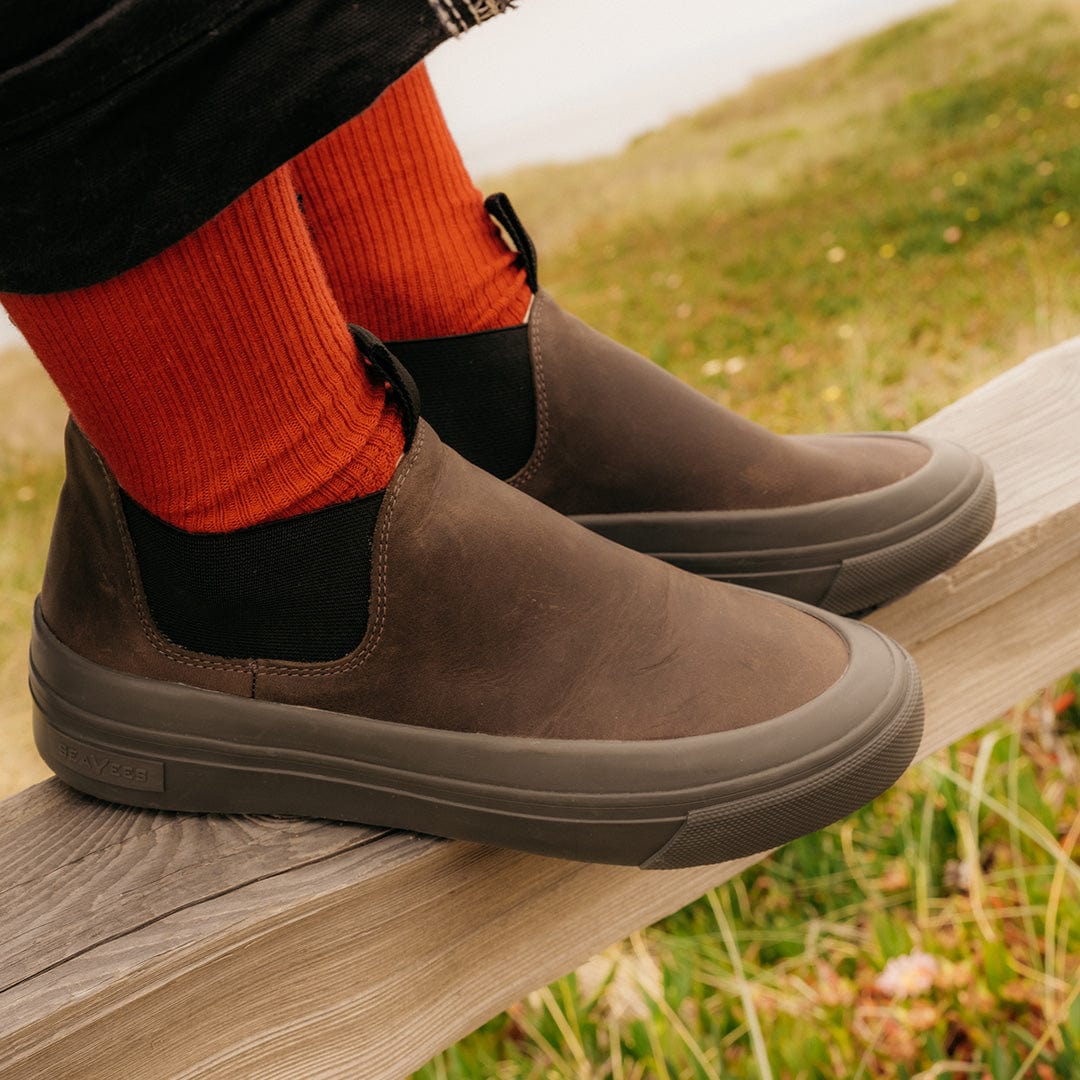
{"left": 572, "top": 437, "right": 995, "bottom": 616}
{"left": 30, "top": 602, "right": 923, "bottom": 869}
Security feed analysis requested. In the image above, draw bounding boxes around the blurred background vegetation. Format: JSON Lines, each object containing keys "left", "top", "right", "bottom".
{"left": 2, "top": 0, "right": 1078, "bottom": 1076}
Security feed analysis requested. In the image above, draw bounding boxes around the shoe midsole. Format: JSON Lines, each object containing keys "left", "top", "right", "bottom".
{"left": 570, "top": 437, "right": 984, "bottom": 571}
{"left": 30, "top": 601, "right": 915, "bottom": 816}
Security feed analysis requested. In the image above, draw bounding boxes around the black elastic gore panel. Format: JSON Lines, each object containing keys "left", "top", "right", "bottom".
{"left": 122, "top": 491, "right": 384, "bottom": 662}
{"left": 389, "top": 323, "right": 535, "bottom": 480}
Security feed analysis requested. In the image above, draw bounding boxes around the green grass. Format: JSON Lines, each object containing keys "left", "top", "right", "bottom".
{"left": 1, "top": 1, "right": 1078, "bottom": 1075}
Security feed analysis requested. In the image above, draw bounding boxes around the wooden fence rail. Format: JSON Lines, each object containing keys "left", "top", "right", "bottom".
{"left": 2, "top": 341, "right": 1079, "bottom": 1079}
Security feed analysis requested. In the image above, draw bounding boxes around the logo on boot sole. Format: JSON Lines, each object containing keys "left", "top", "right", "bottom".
{"left": 51, "top": 732, "right": 165, "bottom": 792}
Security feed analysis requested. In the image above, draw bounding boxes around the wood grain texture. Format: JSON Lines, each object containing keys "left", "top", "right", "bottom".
{"left": 2, "top": 341, "right": 1078, "bottom": 1079}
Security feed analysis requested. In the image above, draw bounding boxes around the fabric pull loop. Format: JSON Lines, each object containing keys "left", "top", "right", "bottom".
{"left": 349, "top": 325, "right": 422, "bottom": 449}
{"left": 485, "top": 192, "right": 539, "bottom": 293}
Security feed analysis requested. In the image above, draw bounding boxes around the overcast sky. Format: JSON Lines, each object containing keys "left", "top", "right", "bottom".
{"left": 427, "top": 0, "right": 948, "bottom": 175}
{"left": 1, "top": 0, "right": 948, "bottom": 349}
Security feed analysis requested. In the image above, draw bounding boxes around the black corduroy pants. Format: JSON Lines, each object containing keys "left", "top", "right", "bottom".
{"left": 0, "top": 0, "right": 512, "bottom": 294}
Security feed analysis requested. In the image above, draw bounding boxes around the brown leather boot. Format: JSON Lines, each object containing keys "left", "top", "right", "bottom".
{"left": 31, "top": 332, "right": 923, "bottom": 868}
{"left": 387, "top": 196, "right": 995, "bottom": 617}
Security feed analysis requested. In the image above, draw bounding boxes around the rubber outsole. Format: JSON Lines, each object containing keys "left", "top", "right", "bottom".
{"left": 30, "top": 601, "right": 925, "bottom": 868}
{"left": 571, "top": 437, "right": 996, "bottom": 616}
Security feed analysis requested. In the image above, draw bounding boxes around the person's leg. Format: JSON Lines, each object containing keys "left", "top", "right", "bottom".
{"left": 0, "top": 0, "right": 514, "bottom": 294}
{"left": 2, "top": 167, "right": 401, "bottom": 533}
{"left": 5, "top": 134, "right": 924, "bottom": 871}
{"left": 6, "top": 156, "right": 924, "bottom": 866}
{"left": 5, "top": 2, "right": 926, "bottom": 867}
{"left": 291, "top": 63, "right": 532, "bottom": 340}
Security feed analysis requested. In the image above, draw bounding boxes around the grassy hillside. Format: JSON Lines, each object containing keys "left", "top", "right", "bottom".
{"left": 1, "top": 0, "right": 1078, "bottom": 1075}
{"left": 497, "top": 0, "right": 1080, "bottom": 436}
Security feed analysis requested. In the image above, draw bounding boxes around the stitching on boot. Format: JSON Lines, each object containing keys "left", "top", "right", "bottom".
{"left": 258, "top": 423, "right": 428, "bottom": 679}
{"left": 509, "top": 289, "right": 550, "bottom": 488}
{"left": 88, "top": 441, "right": 252, "bottom": 674}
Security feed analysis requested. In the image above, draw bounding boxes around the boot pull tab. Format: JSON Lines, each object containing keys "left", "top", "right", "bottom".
{"left": 349, "top": 325, "right": 422, "bottom": 450}
{"left": 485, "top": 192, "right": 539, "bottom": 293}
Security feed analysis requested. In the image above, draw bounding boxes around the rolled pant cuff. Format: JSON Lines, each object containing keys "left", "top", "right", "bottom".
{"left": 429, "top": 0, "right": 517, "bottom": 35}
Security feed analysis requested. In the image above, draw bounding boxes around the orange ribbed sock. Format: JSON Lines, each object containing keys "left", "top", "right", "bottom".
{"left": 291, "top": 63, "right": 532, "bottom": 341}
{"left": 1, "top": 167, "right": 403, "bottom": 533}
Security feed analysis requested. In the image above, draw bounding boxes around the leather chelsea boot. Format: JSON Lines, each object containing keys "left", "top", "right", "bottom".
{"left": 387, "top": 195, "right": 996, "bottom": 617}
{"left": 31, "top": 331, "right": 924, "bottom": 868}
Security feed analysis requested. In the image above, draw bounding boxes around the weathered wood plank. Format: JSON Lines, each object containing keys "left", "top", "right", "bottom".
{"left": 871, "top": 345, "right": 1080, "bottom": 648}
{"left": 869, "top": 340, "right": 1080, "bottom": 752}
{"left": 2, "top": 340, "right": 1078, "bottom": 1079}
{"left": 1, "top": 782, "right": 387, "bottom": 992}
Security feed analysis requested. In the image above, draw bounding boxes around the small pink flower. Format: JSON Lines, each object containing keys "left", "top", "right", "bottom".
{"left": 875, "top": 950, "right": 939, "bottom": 998}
